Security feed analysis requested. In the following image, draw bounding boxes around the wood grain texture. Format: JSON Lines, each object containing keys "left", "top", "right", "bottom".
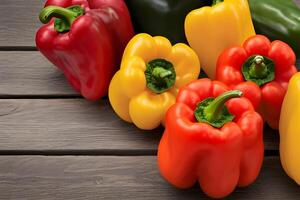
{"left": 0, "top": 0, "right": 44, "bottom": 47}
{"left": 0, "top": 99, "right": 161, "bottom": 151}
{"left": 0, "top": 52, "right": 77, "bottom": 96}
{"left": 0, "top": 99, "right": 279, "bottom": 151}
{"left": 0, "top": 156, "right": 298, "bottom": 200}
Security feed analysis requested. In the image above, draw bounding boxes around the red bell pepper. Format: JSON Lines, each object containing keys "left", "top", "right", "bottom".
{"left": 158, "top": 78, "right": 264, "bottom": 199}
{"left": 216, "top": 35, "right": 297, "bottom": 129}
{"left": 36, "top": 0, "right": 134, "bottom": 100}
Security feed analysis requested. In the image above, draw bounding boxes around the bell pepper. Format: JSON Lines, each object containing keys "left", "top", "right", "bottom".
{"left": 36, "top": 0, "right": 134, "bottom": 100}
{"left": 216, "top": 35, "right": 297, "bottom": 130}
{"left": 158, "top": 78, "right": 264, "bottom": 199}
{"left": 125, "top": 0, "right": 210, "bottom": 44}
{"left": 185, "top": 0, "right": 255, "bottom": 79}
{"left": 280, "top": 72, "right": 300, "bottom": 185}
{"left": 108, "top": 33, "right": 200, "bottom": 130}
{"left": 250, "top": 0, "right": 300, "bottom": 57}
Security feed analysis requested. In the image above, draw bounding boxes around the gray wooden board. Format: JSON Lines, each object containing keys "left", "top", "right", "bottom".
{"left": 0, "top": 0, "right": 43, "bottom": 47}
{"left": 0, "top": 156, "right": 299, "bottom": 200}
{"left": 0, "top": 52, "right": 77, "bottom": 96}
{"left": 0, "top": 99, "right": 278, "bottom": 151}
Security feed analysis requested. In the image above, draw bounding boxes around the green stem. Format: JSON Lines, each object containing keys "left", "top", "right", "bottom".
{"left": 39, "top": 5, "right": 84, "bottom": 32}
{"left": 212, "top": 0, "right": 224, "bottom": 5}
{"left": 145, "top": 59, "right": 176, "bottom": 94}
{"left": 39, "top": 6, "right": 79, "bottom": 24}
{"left": 248, "top": 55, "right": 268, "bottom": 79}
{"left": 204, "top": 90, "right": 243, "bottom": 122}
{"left": 152, "top": 67, "right": 172, "bottom": 79}
{"left": 242, "top": 55, "right": 275, "bottom": 87}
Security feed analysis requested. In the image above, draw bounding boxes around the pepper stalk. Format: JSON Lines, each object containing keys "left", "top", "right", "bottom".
{"left": 194, "top": 90, "right": 243, "bottom": 128}
{"left": 39, "top": 5, "right": 85, "bottom": 33}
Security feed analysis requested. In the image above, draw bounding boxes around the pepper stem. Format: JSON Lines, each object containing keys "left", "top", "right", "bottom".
{"left": 248, "top": 56, "right": 268, "bottom": 79}
{"left": 242, "top": 55, "right": 275, "bottom": 87}
{"left": 39, "top": 5, "right": 84, "bottom": 32}
{"left": 145, "top": 59, "right": 176, "bottom": 94}
{"left": 39, "top": 6, "right": 78, "bottom": 24}
{"left": 152, "top": 67, "right": 172, "bottom": 79}
{"left": 204, "top": 90, "right": 243, "bottom": 122}
{"left": 212, "top": 0, "right": 224, "bottom": 5}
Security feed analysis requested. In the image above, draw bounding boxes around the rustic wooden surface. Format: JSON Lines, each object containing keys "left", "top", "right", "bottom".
{"left": 1, "top": 157, "right": 300, "bottom": 200}
{"left": 0, "top": 0, "right": 299, "bottom": 199}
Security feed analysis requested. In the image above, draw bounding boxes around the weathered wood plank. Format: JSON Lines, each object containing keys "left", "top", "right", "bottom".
{"left": 0, "top": 156, "right": 298, "bottom": 200}
{"left": 0, "top": 99, "right": 161, "bottom": 151}
{"left": 0, "top": 99, "right": 278, "bottom": 151}
{"left": 0, "top": 0, "right": 44, "bottom": 47}
{"left": 0, "top": 52, "right": 77, "bottom": 96}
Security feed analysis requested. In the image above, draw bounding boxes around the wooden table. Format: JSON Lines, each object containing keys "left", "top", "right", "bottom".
{"left": 0, "top": 0, "right": 300, "bottom": 199}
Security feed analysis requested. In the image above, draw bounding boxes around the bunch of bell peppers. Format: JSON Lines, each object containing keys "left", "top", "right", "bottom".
{"left": 36, "top": 0, "right": 300, "bottom": 198}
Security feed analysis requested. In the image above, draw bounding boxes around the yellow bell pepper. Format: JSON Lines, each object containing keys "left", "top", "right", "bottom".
{"left": 279, "top": 72, "right": 300, "bottom": 185}
{"left": 184, "top": 0, "right": 255, "bottom": 78}
{"left": 109, "top": 33, "right": 200, "bottom": 130}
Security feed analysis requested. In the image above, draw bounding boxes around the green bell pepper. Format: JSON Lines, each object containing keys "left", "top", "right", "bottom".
{"left": 125, "top": 0, "right": 210, "bottom": 44}
{"left": 250, "top": 0, "right": 300, "bottom": 55}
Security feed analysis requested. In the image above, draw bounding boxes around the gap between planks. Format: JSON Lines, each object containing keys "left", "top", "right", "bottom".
{"left": 0, "top": 47, "right": 37, "bottom": 51}
{"left": 0, "top": 149, "right": 278, "bottom": 157}
{"left": 0, "top": 95, "right": 83, "bottom": 99}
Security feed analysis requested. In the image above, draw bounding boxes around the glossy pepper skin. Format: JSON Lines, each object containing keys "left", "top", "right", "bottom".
{"left": 36, "top": 0, "right": 134, "bottom": 100}
{"left": 109, "top": 33, "right": 200, "bottom": 130}
{"left": 158, "top": 78, "right": 264, "bottom": 199}
{"left": 125, "top": 0, "right": 210, "bottom": 44}
{"left": 216, "top": 35, "right": 297, "bottom": 130}
{"left": 185, "top": 0, "right": 255, "bottom": 79}
{"left": 280, "top": 73, "right": 300, "bottom": 185}
{"left": 250, "top": 0, "right": 300, "bottom": 57}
